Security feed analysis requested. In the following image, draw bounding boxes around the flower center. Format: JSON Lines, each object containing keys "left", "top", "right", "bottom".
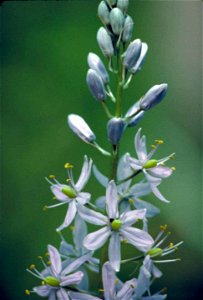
{"left": 44, "top": 276, "right": 60, "bottom": 287}
{"left": 147, "top": 247, "right": 163, "bottom": 257}
{"left": 111, "top": 219, "right": 122, "bottom": 231}
{"left": 143, "top": 159, "right": 157, "bottom": 169}
{"left": 61, "top": 186, "right": 77, "bottom": 198}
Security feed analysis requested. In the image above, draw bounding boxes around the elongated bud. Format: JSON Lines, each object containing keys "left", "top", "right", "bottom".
{"left": 68, "top": 114, "right": 96, "bottom": 144}
{"left": 109, "top": 8, "right": 124, "bottom": 35}
{"left": 131, "top": 42, "right": 148, "bottom": 73}
{"left": 107, "top": 117, "right": 126, "bottom": 145}
{"left": 117, "top": 0, "right": 129, "bottom": 13}
{"left": 122, "top": 15, "right": 134, "bottom": 43}
{"left": 124, "top": 39, "right": 142, "bottom": 70}
{"left": 86, "top": 69, "right": 106, "bottom": 101}
{"left": 98, "top": 1, "right": 110, "bottom": 25}
{"left": 88, "top": 53, "right": 109, "bottom": 84}
{"left": 105, "top": 0, "right": 117, "bottom": 6}
{"left": 139, "top": 84, "right": 168, "bottom": 111}
{"left": 128, "top": 111, "right": 145, "bottom": 127}
{"left": 97, "top": 27, "right": 114, "bottom": 57}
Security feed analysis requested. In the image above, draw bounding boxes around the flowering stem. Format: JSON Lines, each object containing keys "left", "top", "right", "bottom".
{"left": 117, "top": 169, "right": 142, "bottom": 185}
{"left": 101, "top": 101, "right": 113, "bottom": 118}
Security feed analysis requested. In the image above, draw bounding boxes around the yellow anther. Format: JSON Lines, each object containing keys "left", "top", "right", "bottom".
{"left": 169, "top": 242, "right": 174, "bottom": 248}
{"left": 66, "top": 178, "right": 71, "bottom": 183}
{"left": 41, "top": 281, "right": 45, "bottom": 285}
{"left": 38, "top": 256, "right": 43, "bottom": 259}
{"left": 64, "top": 163, "right": 74, "bottom": 169}
{"left": 49, "top": 175, "right": 55, "bottom": 179}
{"left": 43, "top": 206, "right": 48, "bottom": 211}
{"left": 115, "top": 278, "right": 119, "bottom": 285}
{"left": 171, "top": 167, "right": 176, "bottom": 171}
{"left": 98, "top": 289, "right": 105, "bottom": 292}
{"left": 52, "top": 196, "right": 56, "bottom": 200}
{"left": 151, "top": 144, "right": 156, "bottom": 149}
{"left": 45, "top": 252, "right": 50, "bottom": 257}
{"left": 155, "top": 139, "right": 164, "bottom": 145}
{"left": 160, "top": 224, "right": 168, "bottom": 231}
{"left": 25, "top": 289, "right": 31, "bottom": 296}
{"left": 70, "top": 226, "right": 75, "bottom": 231}
{"left": 121, "top": 239, "right": 128, "bottom": 244}
{"left": 47, "top": 261, "right": 51, "bottom": 265}
{"left": 29, "top": 264, "right": 35, "bottom": 270}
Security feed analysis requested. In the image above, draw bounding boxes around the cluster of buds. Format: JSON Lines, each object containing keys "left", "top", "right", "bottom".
{"left": 26, "top": 1, "right": 182, "bottom": 300}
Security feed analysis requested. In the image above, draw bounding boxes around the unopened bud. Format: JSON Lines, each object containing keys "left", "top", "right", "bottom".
{"left": 109, "top": 8, "right": 124, "bottom": 35}
{"left": 139, "top": 84, "right": 168, "bottom": 111}
{"left": 88, "top": 53, "right": 109, "bottom": 84}
{"left": 107, "top": 117, "right": 126, "bottom": 145}
{"left": 125, "top": 102, "right": 145, "bottom": 127}
{"left": 105, "top": 0, "right": 117, "bottom": 6}
{"left": 86, "top": 69, "right": 106, "bottom": 101}
{"left": 131, "top": 42, "right": 148, "bottom": 74}
{"left": 97, "top": 27, "right": 114, "bottom": 57}
{"left": 117, "top": 0, "right": 129, "bottom": 13}
{"left": 122, "top": 15, "right": 134, "bottom": 43}
{"left": 68, "top": 114, "right": 96, "bottom": 144}
{"left": 128, "top": 111, "right": 145, "bottom": 127}
{"left": 124, "top": 39, "right": 142, "bottom": 70}
{"left": 98, "top": 1, "right": 110, "bottom": 25}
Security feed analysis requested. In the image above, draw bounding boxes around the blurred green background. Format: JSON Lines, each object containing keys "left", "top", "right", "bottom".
{"left": 1, "top": 0, "right": 202, "bottom": 299}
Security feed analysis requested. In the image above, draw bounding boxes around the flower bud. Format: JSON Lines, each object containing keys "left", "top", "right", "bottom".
{"left": 105, "top": 0, "right": 117, "bottom": 6}
{"left": 68, "top": 114, "right": 96, "bottom": 144}
{"left": 88, "top": 53, "right": 109, "bottom": 84}
{"left": 128, "top": 111, "right": 145, "bottom": 127}
{"left": 124, "top": 39, "right": 142, "bottom": 70}
{"left": 109, "top": 8, "right": 124, "bottom": 35}
{"left": 139, "top": 84, "right": 168, "bottom": 111}
{"left": 107, "top": 117, "right": 126, "bottom": 145}
{"left": 117, "top": 0, "right": 129, "bottom": 13}
{"left": 131, "top": 42, "right": 148, "bottom": 74}
{"left": 86, "top": 69, "right": 106, "bottom": 101}
{"left": 122, "top": 15, "right": 134, "bottom": 43}
{"left": 98, "top": 1, "right": 110, "bottom": 25}
{"left": 97, "top": 27, "right": 114, "bottom": 57}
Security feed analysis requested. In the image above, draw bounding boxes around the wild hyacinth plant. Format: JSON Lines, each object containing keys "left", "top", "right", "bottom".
{"left": 25, "top": 1, "right": 183, "bottom": 299}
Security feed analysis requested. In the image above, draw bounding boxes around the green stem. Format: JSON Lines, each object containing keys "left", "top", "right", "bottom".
{"left": 117, "top": 169, "right": 142, "bottom": 185}
{"left": 101, "top": 101, "right": 113, "bottom": 118}
{"left": 115, "top": 50, "right": 124, "bottom": 117}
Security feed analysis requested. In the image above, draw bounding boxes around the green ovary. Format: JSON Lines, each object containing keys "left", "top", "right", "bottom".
{"left": 147, "top": 247, "right": 163, "bottom": 257}
{"left": 45, "top": 276, "right": 60, "bottom": 287}
{"left": 62, "top": 186, "right": 77, "bottom": 198}
{"left": 143, "top": 159, "right": 157, "bottom": 169}
{"left": 111, "top": 219, "right": 122, "bottom": 231}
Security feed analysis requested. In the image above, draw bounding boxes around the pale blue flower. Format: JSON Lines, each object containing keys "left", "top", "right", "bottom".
{"left": 45, "top": 156, "right": 92, "bottom": 231}
{"left": 127, "top": 128, "right": 174, "bottom": 203}
{"left": 78, "top": 180, "right": 154, "bottom": 272}
{"left": 88, "top": 52, "right": 109, "bottom": 84}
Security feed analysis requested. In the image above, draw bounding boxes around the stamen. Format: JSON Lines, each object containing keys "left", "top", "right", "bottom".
{"left": 160, "top": 224, "right": 168, "bottom": 231}
{"left": 151, "top": 144, "right": 156, "bottom": 149}
{"left": 155, "top": 232, "right": 170, "bottom": 248}
{"left": 43, "top": 202, "right": 67, "bottom": 210}
{"left": 153, "top": 258, "right": 181, "bottom": 263}
{"left": 49, "top": 175, "right": 55, "bottom": 179}
{"left": 171, "top": 167, "right": 176, "bottom": 171}
{"left": 26, "top": 269, "right": 42, "bottom": 280}
{"left": 64, "top": 163, "right": 74, "bottom": 169}
{"left": 29, "top": 264, "right": 35, "bottom": 270}
{"left": 98, "top": 289, "right": 105, "bottom": 292}
{"left": 155, "top": 139, "right": 164, "bottom": 145}
{"left": 25, "top": 289, "right": 30, "bottom": 296}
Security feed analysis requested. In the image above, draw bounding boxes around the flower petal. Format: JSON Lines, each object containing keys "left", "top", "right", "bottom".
{"left": 108, "top": 232, "right": 121, "bottom": 272}
{"left": 61, "top": 253, "right": 91, "bottom": 276}
{"left": 33, "top": 285, "right": 52, "bottom": 297}
{"left": 150, "top": 184, "right": 170, "bottom": 203}
{"left": 127, "top": 156, "right": 142, "bottom": 170}
{"left": 60, "top": 271, "right": 83, "bottom": 286}
{"left": 134, "top": 128, "right": 147, "bottom": 162}
{"left": 93, "top": 165, "right": 108, "bottom": 187}
{"left": 73, "top": 215, "right": 88, "bottom": 253}
{"left": 78, "top": 204, "right": 107, "bottom": 225}
{"left": 106, "top": 180, "right": 118, "bottom": 219}
{"left": 120, "top": 209, "right": 146, "bottom": 227}
{"left": 69, "top": 291, "right": 101, "bottom": 300}
{"left": 49, "top": 291, "right": 56, "bottom": 300}
{"left": 149, "top": 165, "right": 172, "bottom": 178}
{"left": 75, "top": 156, "right": 93, "bottom": 191}
{"left": 120, "top": 227, "right": 154, "bottom": 252}
{"left": 56, "top": 288, "right": 70, "bottom": 300}
{"left": 59, "top": 241, "right": 74, "bottom": 257}
{"left": 95, "top": 196, "right": 106, "bottom": 209}
{"left": 116, "top": 279, "right": 137, "bottom": 300}
{"left": 136, "top": 264, "right": 151, "bottom": 298}
{"left": 129, "top": 181, "right": 151, "bottom": 198}
{"left": 117, "top": 153, "right": 133, "bottom": 192}
{"left": 57, "top": 201, "right": 77, "bottom": 231}
{"left": 83, "top": 227, "right": 110, "bottom": 251}
{"left": 76, "top": 192, "right": 91, "bottom": 205}
{"left": 51, "top": 185, "right": 69, "bottom": 201}
{"left": 133, "top": 199, "right": 160, "bottom": 218}
{"left": 48, "top": 245, "right": 62, "bottom": 276}
{"left": 102, "top": 262, "right": 116, "bottom": 300}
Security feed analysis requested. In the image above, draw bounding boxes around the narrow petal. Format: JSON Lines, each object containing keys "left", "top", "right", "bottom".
{"left": 78, "top": 204, "right": 107, "bottom": 225}
{"left": 150, "top": 184, "right": 170, "bottom": 203}
{"left": 149, "top": 165, "right": 172, "bottom": 178}
{"left": 152, "top": 264, "right": 162, "bottom": 278}
{"left": 51, "top": 185, "right": 69, "bottom": 201}
{"left": 120, "top": 209, "right": 146, "bottom": 227}
{"left": 106, "top": 180, "right": 118, "bottom": 219}
{"left": 33, "top": 285, "right": 52, "bottom": 297}
{"left": 108, "top": 232, "right": 121, "bottom": 272}
{"left": 129, "top": 181, "right": 151, "bottom": 198}
{"left": 116, "top": 279, "right": 137, "bottom": 300}
{"left": 120, "top": 227, "right": 154, "bottom": 252}
{"left": 57, "top": 201, "right": 77, "bottom": 231}
{"left": 59, "top": 241, "right": 74, "bottom": 257}
{"left": 76, "top": 192, "right": 91, "bottom": 205}
{"left": 117, "top": 154, "right": 133, "bottom": 191}
{"left": 75, "top": 156, "right": 93, "bottom": 191}
{"left": 48, "top": 245, "right": 62, "bottom": 276}
{"left": 136, "top": 265, "right": 151, "bottom": 298}
{"left": 60, "top": 271, "right": 83, "bottom": 286}
{"left": 69, "top": 291, "right": 101, "bottom": 300}
{"left": 61, "top": 253, "right": 91, "bottom": 275}
{"left": 56, "top": 288, "right": 70, "bottom": 300}
{"left": 73, "top": 215, "right": 87, "bottom": 252}
{"left": 127, "top": 156, "right": 142, "bottom": 170}
{"left": 133, "top": 199, "right": 160, "bottom": 218}
{"left": 135, "top": 128, "right": 147, "bottom": 162}
{"left": 93, "top": 165, "right": 108, "bottom": 187}
{"left": 95, "top": 196, "right": 106, "bottom": 209}
{"left": 49, "top": 291, "right": 56, "bottom": 300}
{"left": 102, "top": 262, "right": 116, "bottom": 300}
{"left": 83, "top": 227, "right": 110, "bottom": 251}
